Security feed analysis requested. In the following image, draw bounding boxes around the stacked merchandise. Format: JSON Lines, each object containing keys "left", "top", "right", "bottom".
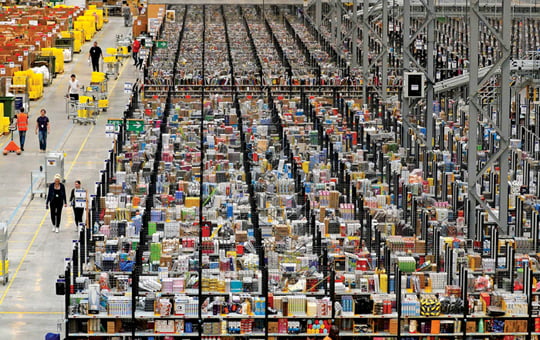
{"left": 64, "top": 4, "right": 540, "bottom": 340}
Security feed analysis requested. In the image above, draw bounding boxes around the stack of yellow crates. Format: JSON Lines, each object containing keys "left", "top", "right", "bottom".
{"left": 41, "top": 48, "right": 65, "bottom": 74}
{"left": 85, "top": 6, "right": 104, "bottom": 30}
{"left": 60, "top": 31, "right": 83, "bottom": 53}
{"left": 74, "top": 16, "right": 96, "bottom": 41}
{"left": 0, "top": 102, "right": 11, "bottom": 135}
{"left": 29, "top": 71, "right": 44, "bottom": 100}
{"left": 78, "top": 95, "right": 94, "bottom": 119}
{"left": 14, "top": 70, "right": 44, "bottom": 100}
{"left": 0, "top": 102, "right": 5, "bottom": 134}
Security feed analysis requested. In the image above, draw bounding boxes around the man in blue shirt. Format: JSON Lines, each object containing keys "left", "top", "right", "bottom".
{"left": 35, "top": 108, "right": 50, "bottom": 152}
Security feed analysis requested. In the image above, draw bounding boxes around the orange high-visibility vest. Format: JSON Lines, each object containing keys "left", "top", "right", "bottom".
{"left": 17, "top": 113, "right": 28, "bottom": 131}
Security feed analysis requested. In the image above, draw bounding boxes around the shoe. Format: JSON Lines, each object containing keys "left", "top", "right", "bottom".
{"left": 21, "top": 147, "right": 24, "bottom": 151}
{"left": 55, "top": 228, "right": 59, "bottom": 233}
{"left": 52, "top": 226, "right": 56, "bottom": 232}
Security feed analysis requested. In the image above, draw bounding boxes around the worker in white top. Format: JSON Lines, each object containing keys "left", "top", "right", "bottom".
{"left": 67, "top": 74, "right": 80, "bottom": 99}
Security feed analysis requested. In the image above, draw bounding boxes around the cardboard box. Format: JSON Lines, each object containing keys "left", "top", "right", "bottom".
{"left": 235, "top": 230, "right": 248, "bottom": 242}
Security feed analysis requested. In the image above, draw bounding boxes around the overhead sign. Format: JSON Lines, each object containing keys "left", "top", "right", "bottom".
{"left": 126, "top": 119, "right": 144, "bottom": 133}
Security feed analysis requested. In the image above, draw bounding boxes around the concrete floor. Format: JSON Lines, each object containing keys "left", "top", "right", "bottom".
{"left": 0, "top": 15, "right": 138, "bottom": 339}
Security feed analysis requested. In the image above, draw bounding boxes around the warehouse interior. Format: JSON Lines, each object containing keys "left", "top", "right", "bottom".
{"left": 0, "top": 0, "right": 540, "bottom": 339}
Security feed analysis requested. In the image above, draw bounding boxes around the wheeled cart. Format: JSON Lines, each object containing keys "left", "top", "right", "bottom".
{"left": 85, "top": 81, "right": 108, "bottom": 113}
{"left": 104, "top": 56, "right": 120, "bottom": 80}
{"left": 30, "top": 169, "right": 46, "bottom": 199}
{"left": 66, "top": 97, "right": 79, "bottom": 120}
{"left": 45, "top": 152, "right": 64, "bottom": 186}
{"left": 0, "top": 222, "right": 8, "bottom": 285}
{"left": 75, "top": 100, "right": 98, "bottom": 125}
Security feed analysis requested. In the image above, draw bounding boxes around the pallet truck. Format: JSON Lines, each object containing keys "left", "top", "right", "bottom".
{"left": 3, "top": 124, "right": 21, "bottom": 155}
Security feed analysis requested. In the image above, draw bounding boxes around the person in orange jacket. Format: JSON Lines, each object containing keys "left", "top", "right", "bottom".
{"left": 14, "top": 107, "right": 28, "bottom": 151}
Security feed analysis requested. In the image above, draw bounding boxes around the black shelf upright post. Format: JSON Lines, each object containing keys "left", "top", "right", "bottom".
{"left": 198, "top": 5, "right": 206, "bottom": 337}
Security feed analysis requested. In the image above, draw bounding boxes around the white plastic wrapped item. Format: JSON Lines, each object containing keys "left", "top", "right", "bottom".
{"left": 31, "top": 65, "right": 50, "bottom": 85}
{"left": 63, "top": 48, "right": 72, "bottom": 62}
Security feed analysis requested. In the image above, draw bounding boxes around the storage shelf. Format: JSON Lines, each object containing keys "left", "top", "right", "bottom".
{"left": 69, "top": 313, "right": 132, "bottom": 319}
{"left": 402, "top": 332, "right": 463, "bottom": 337}
{"left": 467, "top": 332, "right": 529, "bottom": 336}
{"left": 340, "top": 331, "right": 396, "bottom": 337}
{"left": 268, "top": 333, "right": 328, "bottom": 337}
{"left": 69, "top": 333, "right": 200, "bottom": 337}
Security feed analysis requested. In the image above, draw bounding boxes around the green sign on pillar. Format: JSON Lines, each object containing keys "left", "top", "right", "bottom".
{"left": 126, "top": 119, "right": 144, "bottom": 133}
{"left": 156, "top": 41, "right": 168, "bottom": 49}
{"left": 107, "top": 118, "right": 122, "bottom": 127}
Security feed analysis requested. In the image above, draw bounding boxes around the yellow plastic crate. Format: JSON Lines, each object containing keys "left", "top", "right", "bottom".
{"left": 118, "top": 46, "right": 128, "bottom": 55}
{"left": 106, "top": 47, "right": 117, "bottom": 56}
{"left": 2, "top": 117, "right": 9, "bottom": 133}
{"left": 98, "top": 99, "right": 108, "bottom": 108}
{"left": 12, "top": 75, "right": 27, "bottom": 86}
{"left": 77, "top": 109, "right": 88, "bottom": 118}
{"left": 84, "top": 9, "right": 104, "bottom": 30}
{"left": 0, "top": 260, "right": 8, "bottom": 276}
{"left": 79, "top": 96, "right": 93, "bottom": 104}
{"left": 103, "top": 56, "right": 117, "bottom": 63}
{"left": 41, "top": 48, "right": 65, "bottom": 74}
{"left": 91, "top": 72, "right": 106, "bottom": 83}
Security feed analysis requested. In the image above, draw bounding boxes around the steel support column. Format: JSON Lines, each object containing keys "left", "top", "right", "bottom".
{"left": 467, "top": 0, "right": 512, "bottom": 235}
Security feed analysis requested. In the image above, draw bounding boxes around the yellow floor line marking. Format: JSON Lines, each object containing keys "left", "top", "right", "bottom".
{"left": 0, "top": 212, "right": 46, "bottom": 305}
{"left": 0, "top": 311, "right": 64, "bottom": 314}
{"left": 65, "top": 124, "right": 95, "bottom": 180}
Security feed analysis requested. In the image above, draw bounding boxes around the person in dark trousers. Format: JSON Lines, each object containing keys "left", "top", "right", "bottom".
{"left": 35, "top": 108, "right": 49, "bottom": 152}
{"left": 70, "top": 180, "right": 85, "bottom": 229}
{"left": 122, "top": 3, "right": 131, "bottom": 27}
{"left": 46, "top": 174, "right": 67, "bottom": 233}
{"left": 14, "top": 107, "right": 28, "bottom": 151}
{"left": 88, "top": 41, "right": 103, "bottom": 72}
{"left": 132, "top": 39, "right": 141, "bottom": 66}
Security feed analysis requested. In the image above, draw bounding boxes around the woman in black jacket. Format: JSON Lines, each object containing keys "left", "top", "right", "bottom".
{"left": 46, "top": 174, "right": 67, "bottom": 233}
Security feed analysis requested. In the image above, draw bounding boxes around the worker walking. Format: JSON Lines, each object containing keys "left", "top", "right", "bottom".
{"left": 67, "top": 74, "right": 80, "bottom": 99}
{"left": 46, "top": 174, "right": 67, "bottom": 233}
{"left": 88, "top": 41, "right": 103, "bottom": 72}
{"left": 14, "top": 107, "right": 28, "bottom": 151}
{"left": 69, "top": 180, "right": 85, "bottom": 229}
{"left": 35, "top": 108, "right": 49, "bottom": 153}
{"left": 132, "top": 39, "right": 141, "bottom": 66}
{"left": 122, "top": 2, "right": 131, "bottom": 27}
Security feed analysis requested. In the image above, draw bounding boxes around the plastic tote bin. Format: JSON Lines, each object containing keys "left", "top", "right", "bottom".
{"left": 0, "top": 97, "right": 14, "bottom": 119}
{"left": 45, "top": 333, "right": 60, "bottom": 340}
{"left": 0, "top": 260, "right": 7, "bottom": 276}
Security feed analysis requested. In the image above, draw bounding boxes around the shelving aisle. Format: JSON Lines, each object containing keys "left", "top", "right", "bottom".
{"left": 0, "top": 16, "right": 138, "bottom": 339}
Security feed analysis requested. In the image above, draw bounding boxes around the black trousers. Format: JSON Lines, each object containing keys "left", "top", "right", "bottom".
{"left": 50, "top": 202, "right": 63, "bottom": 228}
{"left": 91, "top": 58, "right": 100, "bottom": 72}
{"left": 73, "top": 207, "right": 84, "bottom": 227}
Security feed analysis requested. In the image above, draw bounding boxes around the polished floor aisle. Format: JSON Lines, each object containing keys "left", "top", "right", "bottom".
{"left": 0, "top": 16, "right": 139, "bottom": 339}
